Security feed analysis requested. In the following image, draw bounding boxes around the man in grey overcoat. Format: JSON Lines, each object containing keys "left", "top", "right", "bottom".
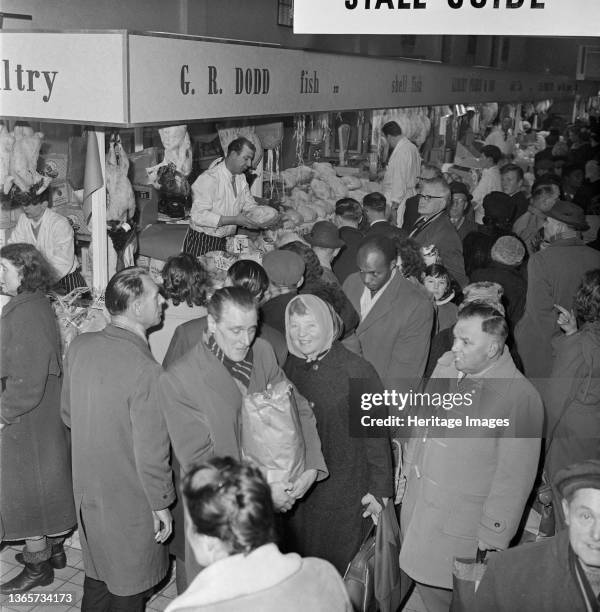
{"left": 400, "top": 303, "right": 543, "bottom": 612}
{"left": 61, "top": 267, "right": 174, "bottom": 611}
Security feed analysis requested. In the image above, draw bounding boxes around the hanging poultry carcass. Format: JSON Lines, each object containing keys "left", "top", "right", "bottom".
{"left": 159, "top": 125, "right": 193, "bottom": 177}
{"left": 6, "top": 126, "right": 48, "bottom": 193}
{"left": 106, "top": 134, "right": 137, "bottom": 270}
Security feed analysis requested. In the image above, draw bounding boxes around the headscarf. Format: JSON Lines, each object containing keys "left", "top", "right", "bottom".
{"left": 285, "top": 294, "right": 343, "bottom": 361}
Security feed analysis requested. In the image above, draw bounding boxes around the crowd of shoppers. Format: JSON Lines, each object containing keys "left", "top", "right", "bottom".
{"left": 1, "top": 118, "right": 600, "bottom": 612}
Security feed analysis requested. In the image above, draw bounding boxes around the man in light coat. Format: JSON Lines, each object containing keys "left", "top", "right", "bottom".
{"left": 61, "top": 267, "right": 174, "bottom": 611}
{"left": 400, "top": 303, "right": 543, "bottom": 612}
{"left": 381, "top": 121, "right": 421, "bottom": 227}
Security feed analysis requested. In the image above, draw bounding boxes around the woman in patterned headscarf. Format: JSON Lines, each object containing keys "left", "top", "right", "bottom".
{"left": 281, "top": 294, "right": 393, "bottom": 574}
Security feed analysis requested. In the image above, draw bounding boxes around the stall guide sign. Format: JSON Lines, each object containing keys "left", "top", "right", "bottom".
{"left": 293, "top": 0, "right": 600, "bottom": 35}
{"left": 0, "top": 31, "right": 575, "bottom": 126}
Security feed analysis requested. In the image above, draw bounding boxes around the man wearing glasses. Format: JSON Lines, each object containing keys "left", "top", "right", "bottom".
{"left": 408, "top": 177, "right": 468, "bottom": 288}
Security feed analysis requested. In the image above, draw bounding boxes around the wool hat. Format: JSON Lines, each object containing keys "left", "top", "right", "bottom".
{"left": 491, "top": 236, "right": 525, "bottom": 267}
{"left": 555, "top": 459, "right": 600, "bottom": 499}
{"left": 545, "top": 200, "right": 589, "bottom": 231}
{"left": 460, "top": 281, "right": 505, "bottom": 316}
{"left": 305, "top": 221, "right": 345, "bottom": 249}
{"left": 450, "top": 181, "right": 473, "bottom": 201}
{"left": 262, "top": 250, "right": 305, "bottom": 286}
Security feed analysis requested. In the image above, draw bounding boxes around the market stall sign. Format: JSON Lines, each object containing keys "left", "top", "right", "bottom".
{"left": 293, "top": 0, "right": 600, "bottom": 36}
{"left": 128, "top": 33, "right": 574, "bottom": 124}
{"left": 0, "top": 32, "right": 127, "bottom": 125}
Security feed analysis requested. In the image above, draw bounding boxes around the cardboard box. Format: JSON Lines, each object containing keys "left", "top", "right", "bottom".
{"left": 39, "top": 153, "right": 68, "bottom": 184}
{"left": 50, "top": 182, "right": 70, "bottom": 208}
{"left": 133, "top": 183, "right": 159, "bottom": 227}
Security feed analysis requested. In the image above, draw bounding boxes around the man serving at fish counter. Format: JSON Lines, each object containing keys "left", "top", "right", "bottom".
{"left": 183, "top": 136, "right": 276, "bottom": 257}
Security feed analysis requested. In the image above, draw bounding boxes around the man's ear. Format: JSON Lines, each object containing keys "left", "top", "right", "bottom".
{"left": 296, "top": 275, "right": 304, "bottom": 289}
{"left": 487, "top": 339, "right": 501, "bottom": 359}
{"left": 562, "top": 498, "right": 571, "bottom": 525}
{"left": 207, "top": 313, "right": 217, "bottom": 334}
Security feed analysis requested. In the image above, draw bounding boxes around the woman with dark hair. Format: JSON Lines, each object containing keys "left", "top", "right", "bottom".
{"left": 395, "top": 236, "right": 426, "bottom": 284}
{"left": 7, "top": 182, "right": 87, "bottom": 293}
{"left": 0, "top": 243, "right": 76, "bottom": 594}
{"left": 226, "top": 258, "right": 269, "bottom": 301}
{"left": 282, "top": 294, "right": 393, "bottom": 574}
{"left": 148, "top": 253, "right": 208, "bottom": 362}
{"left": 543, "top": 269, "right": 600, "bottom": 492}
{"left": 165, "top": 457, "right": 351, "bottom": 611}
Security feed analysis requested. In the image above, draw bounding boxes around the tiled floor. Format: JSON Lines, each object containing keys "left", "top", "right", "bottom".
{"left": 0, "top": 533, "right": 426, "bottom": 612}
{"left": 0, "top": 534, "right": 177, "bottom": 612}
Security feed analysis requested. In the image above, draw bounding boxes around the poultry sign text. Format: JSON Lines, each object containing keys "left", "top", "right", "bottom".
{"left": 1, "top": 60, "right": 58, "bottom": 103}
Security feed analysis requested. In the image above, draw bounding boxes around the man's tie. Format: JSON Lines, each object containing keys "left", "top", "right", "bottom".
{"left": 231, "top": 175, "right": 237, "bottom": 197}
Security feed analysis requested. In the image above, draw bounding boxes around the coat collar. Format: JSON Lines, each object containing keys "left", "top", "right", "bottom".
{"left": 167, "top": 544, "right": 302, "bottom": 610}
{"left": 545, "top": 236, "right": 586, "bottom": 249}
{"left": 436, "top": 346, "right": 520, "bottom": 394}
{"left": 103, "top": 323, "right": 153, "bottom": 356}
{"left": 1, "top": 290, "right": 47, "bottom": 318}
{"left": 356, "top": 272, "right": 404, "bottom": 333}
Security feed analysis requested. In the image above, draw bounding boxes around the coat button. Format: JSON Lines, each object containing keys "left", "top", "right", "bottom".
{"left": 494, "top": 522, "right": 500, "bottom": 528}
{"left": 312, "top": 364, "right": 319, "bottom": 371}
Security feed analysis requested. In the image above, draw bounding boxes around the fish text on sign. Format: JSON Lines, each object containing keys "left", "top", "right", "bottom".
{"left": 300, "top": 70, "right": 319, "bottom": 94}
{"left": 0, "top": 59, "right": 58, "bottom": 102}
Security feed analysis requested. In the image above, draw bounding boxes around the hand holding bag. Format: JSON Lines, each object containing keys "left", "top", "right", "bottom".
{"left": 344, "top": 502, "right": 403, "bottom": 612}
{"left": 450, "top": 548, "right": 488, "bottom": 612}
{"left": 344, "top": 525, "right": 376, "bottom": 612}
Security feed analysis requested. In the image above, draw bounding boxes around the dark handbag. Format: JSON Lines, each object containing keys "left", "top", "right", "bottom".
{"left": 344, "top": 525, "right": 377, "bottom": 612}
{"left": 450, "top": 549, "right": 488, "bottom": 612}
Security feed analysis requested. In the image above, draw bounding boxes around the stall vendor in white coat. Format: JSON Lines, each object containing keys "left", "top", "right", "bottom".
{"left": 183, "top": 137, "right": 263, "bottom": 257}
{"left": 7, "top": 182, "right": 87, "bottom": 293}
{"left": 381, "top": 121, "right": 421, "bottom": 228}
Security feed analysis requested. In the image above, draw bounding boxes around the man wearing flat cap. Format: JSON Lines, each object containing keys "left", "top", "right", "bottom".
{"left": 261, "top": 250, "right": 305, "bottom": 335}
{"left": 473, "top": 459, "right": 600, "bottom": 612}
{"left": 305, "top": 220, "right": 345, "bottom": 287}
{"left": 515, "top": 200, "right": 600, "bottom": 380}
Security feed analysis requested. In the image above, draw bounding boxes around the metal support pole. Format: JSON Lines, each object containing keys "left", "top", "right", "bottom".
{"left": 91, "top": 130, "right": 108, "bottom": 292}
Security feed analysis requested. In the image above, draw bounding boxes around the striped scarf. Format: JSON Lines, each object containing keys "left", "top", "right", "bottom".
{"left": 206, "top": 334, "right": 253, "bottom": 390}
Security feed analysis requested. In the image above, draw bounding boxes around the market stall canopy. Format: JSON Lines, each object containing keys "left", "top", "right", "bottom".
{"left": 0, "top": 30, "right": 576, "bottom": 127}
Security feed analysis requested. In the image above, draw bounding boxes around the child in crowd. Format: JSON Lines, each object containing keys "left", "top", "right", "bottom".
{"left": 422, "top": 264, "right": 458, "bottom": 333}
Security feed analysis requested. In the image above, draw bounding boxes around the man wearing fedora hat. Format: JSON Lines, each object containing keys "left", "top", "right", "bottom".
{"left": 447, "top": 181, "right": 477, "bottom": 241}
{"left": 515, "top": 200, "right": 600, "bottom": 381}
{"left": 473, "top": 459, "right": 600, "bottom": 612}
{"left": 304, "top": 220, "right": 345, "bottom": 287}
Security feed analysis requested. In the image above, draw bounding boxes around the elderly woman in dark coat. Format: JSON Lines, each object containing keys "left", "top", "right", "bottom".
{"left": 0, "top": 243, "right": 75, "bottom": 595}
{"left": 281, "top": 294, "right": 393, "bottom": 574}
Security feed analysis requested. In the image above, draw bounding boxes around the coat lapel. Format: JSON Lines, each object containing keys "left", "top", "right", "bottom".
{"left": 356, "top": 274, "right": 400, "bottom": 334}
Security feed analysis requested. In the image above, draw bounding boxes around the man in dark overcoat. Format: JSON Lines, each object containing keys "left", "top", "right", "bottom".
{"left": 61, "top": 267, "right": 174, "bottom": 611}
